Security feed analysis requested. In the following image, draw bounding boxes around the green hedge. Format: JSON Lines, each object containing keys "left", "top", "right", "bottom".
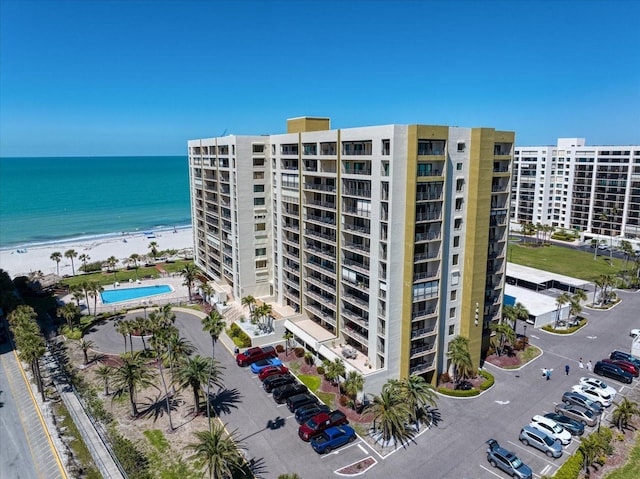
{"left": 227, "top": 323, "right": 252, "bottom": 347}
{"left": 552, "top": 449, "right": 583, "bottom": 479}
{"left": 542, "top": 318, "right": 587, "bottom": 334}
{"left": 437, "top": 387, "right": 480, "bottom": 397}
{"left": 479, "top": 369, "right": 495, "bottom": 390}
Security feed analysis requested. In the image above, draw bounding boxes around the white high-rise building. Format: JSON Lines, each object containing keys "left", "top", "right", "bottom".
{"left": 511, "top": 139, "right": 640, "bottom": 242}
{"left": 189, "top": 117, "right": 514, "bottom": 391}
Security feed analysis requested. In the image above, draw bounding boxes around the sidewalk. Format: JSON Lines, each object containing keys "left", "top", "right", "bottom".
{"left": 44, "top": 342, "right": 126, "bottom": 479}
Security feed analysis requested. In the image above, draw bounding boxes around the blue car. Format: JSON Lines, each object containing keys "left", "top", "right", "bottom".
{"left": 310, "top": 425, "right": 356, "bottom": 454}
{"left": 250, "top": 357, "right": 283, "bottom": 373}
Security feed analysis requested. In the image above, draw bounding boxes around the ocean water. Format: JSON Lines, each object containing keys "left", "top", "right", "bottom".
{"left": 0, "top": 156, "right": 191, "bottom": 249}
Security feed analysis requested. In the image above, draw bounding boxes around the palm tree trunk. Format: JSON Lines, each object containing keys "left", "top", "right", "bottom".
{"left": 129, "top": 387, "right": 137, "bottom": 417}
{"left": 122, "top": 334, "right": 127, "bottom": 354}
{"left": 34, "top": 360, "right": 46, "bottom": 402}
{"left": 193, "top": 386, "right": 200, "bottom": 415}
{"left": 157, "top": 357, "right": 174, "bottom": 430}
{"left": 206, "top": 336, "right": 215, "bottom": 431}
{"left": 129, "top": 333, "right": 134, "bottom": 352}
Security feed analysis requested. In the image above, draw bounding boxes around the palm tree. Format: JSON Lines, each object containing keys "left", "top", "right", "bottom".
{"left": 148, "top": 241, "right": 159, "bottom": 261}
{"left": 78, "top": 337, "right": 94, "bottom": 365}
{"left": 129, "top": 253, "right": 141, "bottom": 279}
{"left": 620, "top": 240, "right": 634, "bottom": 270}
{"left": 342, "top": 370, "right": 364, "bottom": 407}
{"left": 148, "top": 319, "right": 176, "bottom": 431}
{"left": 180, "top": 263, "right": 199, "bottom": 301}
{"left": 324, "top": 358, "right": 346, "bottom": 387}
{"left": 95, "top": 365, "right": 113, "bottom": 396}
{"left": 255, "top": 303, "right": 273, "bottom": 332}
{"left": 50, "top": 251, "right": 62, "bottom": 275}
{"left": 399, "top": 375, "right": 437, "bottom": 425}
{"left": 593, "top": 276, "right": 605, "bottom": 306}
{"left": 91, "top": 282, "right": 104, "bottom": 314}
{"left": 491, "top": 322, "right": 516, "bottom": 357}
{"left": 512, "top": 302, "right": 530, "bottom": 327}
{"left": 106, "top": 255, "right": 119, "bottom": 273}
{"left": 164, "top": 334, "right": 196, "bottom": 391}
{"left": 114, "top": 320, "right": 129, "bottom": 354}
{"left": 241, "top": 295, "right": 256, "bottom": 317}
{"left": 283, "top": 331, "right": 294, "bottom": 356}
{"left": 64, "top": 249, "right": 78, "bottom": 276}
{"left": 202, "top": 310, "right": 226, "bottom": 428}
{"left": 447, "top": 335, "right": 474, "bottom": 383}
{"left": 80, "top": 280, "right": 91, "bottom": 315}
{"left": 201, "top": 282, "right": 214, "bottom": 304}
{"left": 111, "top": 352, "right": 157, "bottom": 417}
{"left": 78, "top": 253, "right": 91, "bottom": 272}
{"left": 365, "top": 386, "right": 413, "bottom": 445}
{"left": 174, "top": 355, "right": 223, "bottom": 416}
{"left": 187, "top": 423, "right": 245, "bottom": 479}
{"left": 9, "top": 305, "right": 47, "bottom": 401}
{"left": 610, "top": 397, "right": 640, "bottom": 431}
{"left": 57, "top": 302, "right": 80, "bottom": 329}
{"left": 554, "top": 292, "right": 571, "bottom": 328}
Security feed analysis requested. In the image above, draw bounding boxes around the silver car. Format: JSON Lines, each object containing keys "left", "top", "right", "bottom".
{"left": 519, "top": 425, "right": 563, "bottom": 458}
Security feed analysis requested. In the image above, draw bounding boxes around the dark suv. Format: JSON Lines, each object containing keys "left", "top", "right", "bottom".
{"left": 273, "top": 383, "right": 309, "bottom": 404}
{"left": 263, "top": 374, "right": 296, "bottom": 393}
{"left": 561, "top": 391, "right": 602, "bottom": 415}
{"left": 486, "top": 439, "right": 532, "bottom": 479}
{"left": 610, "top": 350, "right": 640, "bottom": 369}
{"left": 594, "top": 361, "right": 633, "bottom": 384}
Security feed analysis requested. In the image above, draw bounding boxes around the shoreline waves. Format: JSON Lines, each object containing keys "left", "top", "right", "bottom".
{"left": 0, "top": 226, "right": 194, "bottom": 279}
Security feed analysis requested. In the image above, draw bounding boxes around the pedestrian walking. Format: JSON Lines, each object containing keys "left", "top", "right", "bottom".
{"left": 565, "top": 364, "right": 570, "bottom": 375}
{"left": 541, "top": 368, "right": 547, "bottom": 378}
{"left": 579, "top": 358, "right": 584, "bottom": 369}
{"left": 546, "top": 369, "right": 551, "bottom": 380}
{"left": 587, "top": 360, "right": 592, "bottom": 372}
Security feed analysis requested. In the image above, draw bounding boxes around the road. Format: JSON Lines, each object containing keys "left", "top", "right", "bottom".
{"left": 85, "top": 290, "right": 640, "bottom": 478}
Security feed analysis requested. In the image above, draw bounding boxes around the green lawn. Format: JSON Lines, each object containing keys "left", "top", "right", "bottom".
{"left": 298, "top": 374, "right": 336, "bottom": 406}
{"left": 508, "top": 243, "right": 627, "bottom": 282}
{"left": 61, "top": 260, "right": 191, "bottom": 288}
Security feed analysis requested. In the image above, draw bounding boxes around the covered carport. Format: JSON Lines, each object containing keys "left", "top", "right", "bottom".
{"left": 506, "top": 263, "right": 590, "bottom": 293}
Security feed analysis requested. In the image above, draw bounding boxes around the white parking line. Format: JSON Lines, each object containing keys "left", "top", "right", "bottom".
{"left": 319, "top": 441, "right": 362, "bottom": 459}
{"left": 358, "top": 444, "right": 367, "bottom": 454}
{"left": 479, "top": 464, "right": 506, "bottom": 478}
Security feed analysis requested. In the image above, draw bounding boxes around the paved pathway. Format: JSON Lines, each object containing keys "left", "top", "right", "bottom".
{"left": 1, "top": 349, "right": 67, "bottom": 479}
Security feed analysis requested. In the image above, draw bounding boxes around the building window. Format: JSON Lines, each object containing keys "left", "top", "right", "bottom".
{"left": 456, "top": 162, "right": 463, "bottom": 170}
{"left": 455, "top": 198, "right": 463, "bottom": 211}
{"left": 253, "top": 171, "right": 264, "bottom": 180}
{"left": 303, "top": 143, "right": 317, "bottom": 155}
{"left": 456, "top": 179, "right": 465, "bottom": 192}
{"left": 253, "top": 185, "right": 265, "bottom": 192}
{"left": 449, "top": 307, "right": 456, "bottom": 318}
{"left": 453, "top": 236, "right": 460, "bottom": 247}
{"left": 343, "top": 141, "right": 373, "bottom": 156}
{"left": 457, "top": 142, "right": 465, "bottom": 152}
{"left": 256, "top": 260, "right": 267, "bottom": 269}
{"left": 452, "top": 254, "right": 459, "bottom": 266}
{"left": 253, "top": 158, "right": 265, "bottom": 167}
{"left": 382, "top": 139, "right": 390, "bottom": 156}
{"left": 255, "top": 248, "right": 266, "bottom": 256}
{"left": 448, "top": 325, "right": 455, "bottom": 335}
{"left": 417, "top": 140, "right": 446, "bottom": 155}
{"left": 454, "top": 218, "right": 462, "bottom": 230}
{"left": 450, "top": 290, "right": 457, "bottom": 301}
{"left": 252, "top": 144, "right": 264, "bottom": 153}
{"left": 255, "top": 223, "right": 266, "bottom": 232}
{"left": 254, "top": 197, "right": 265, "bottom": 206}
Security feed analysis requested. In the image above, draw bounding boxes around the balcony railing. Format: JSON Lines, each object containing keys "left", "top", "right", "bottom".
{"left": 410, "top": 343, "right": 435, "bottom": 358}
{"left": 415, "top": 231, "right": 441, "bottom": 242}
{"left": 413, "top": 271, "right": 439, "bottom": 281}
{"left": 409, "top": 361, "right": 434, "bottom": 375}
{"left": 304, "top": 183, "right": 336, "bottom": 192}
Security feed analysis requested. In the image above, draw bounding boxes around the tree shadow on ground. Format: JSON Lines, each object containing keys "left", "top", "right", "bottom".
{"left": 427, "top": 407, "right": 442, "bottom": 427}
{"left": 138, "top": 392, "right": 183, "bottom": 423}
{"left": 242, "top": 456, "right": 267, "bottom": 478}
{"left": 210, "top": 387, "right": 242, "bottom": 416}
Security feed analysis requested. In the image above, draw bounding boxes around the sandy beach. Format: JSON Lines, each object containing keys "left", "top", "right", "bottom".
{"left": 0, "top": 227, "right": 194, "bottom": 278}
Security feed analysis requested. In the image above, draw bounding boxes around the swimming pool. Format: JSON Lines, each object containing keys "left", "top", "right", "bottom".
{"left": 100, "top": 285, "right": 173, "bottom": 304}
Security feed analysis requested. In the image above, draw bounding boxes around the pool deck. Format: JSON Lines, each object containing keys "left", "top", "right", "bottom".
{"left": 62, "top": 275, "right": 189, "bottom": 314}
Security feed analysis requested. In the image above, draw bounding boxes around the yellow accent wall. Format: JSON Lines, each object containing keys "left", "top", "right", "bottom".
{"left": 400, "top": 125, "right": 449, "bottom": 381}
{"left": 287, "top": 117, "right": 331, "bottom": 133}
{"left": 461, "top": 128, "right": 494, "bottom": 370}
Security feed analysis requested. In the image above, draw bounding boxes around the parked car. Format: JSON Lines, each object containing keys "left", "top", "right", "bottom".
{"left": 286, "top": 393, "right": 318, "bottom": 413}
{"left": 554, "top": 404, "right": 598, "bottom": 427}
{"left": 543, "top": 413, "right": 585, "bottom": 436}
{"left": 571, "top": 385, "right": 612, "bottom": 407}
{"left": 594, "top": 361, "right": 633, "bottom": 384}
{"left": 236, "top": 346, "right": 278, "bottom": 366}
{"left": 250, "top": 357, "right": 283, "bottom": 374}
{"left": 295, "top": 404, "right": 331, "bottom": 425}
{"left": 310, "top": 425, "right": 356, "bottom": 454}
{"left": 529, "top": 415, "right": 572, "bottom": 445}
{"left": 602, "top": 358, "right": 639, "bottom": 377}
{"left": 273, "top": 383, "right": 309, "bottom": 404}
{"left": 609, "top": 351, "right": 640, "bottom": 370}
{"left": 630, "top": 329, "right": 640, "bottom": 339}
{"left": 298, "top": 410, "right": 349, "bottom": 441}
{"left": 519, "top": 425, "right": 563, "bottom": 458}
{"left": 263, "top": 374, "right": 296, "bottom": 393}
{"left": 561, "top": 391, "right": 603, "bottom": 414}
{"left": 258, "top": 365, "right": 289, "bottom": 381}
{"left": 578, "top": 377, "right": 617, "bottom": 398}
{"left": 486, "top": 439, "right": 533, "bottom": 479}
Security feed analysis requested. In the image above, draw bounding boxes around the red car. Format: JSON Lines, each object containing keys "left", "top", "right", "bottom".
{"left": 602, "top": 358, "right": 639, "bottom": 377}
{"left": 298, "top": 410, "right": 348, "bottom": 441}
{"left": 258, "top": 365, "right": 289, "bottom": 381}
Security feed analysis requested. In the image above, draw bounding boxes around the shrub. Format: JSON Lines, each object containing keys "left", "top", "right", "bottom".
{"left": 437, "top": 387, "right": 480, "bottom": 397}
{"left": 478, "top": 370, "right": 494, "bottom": 390}
{"left": 227, "top": 323, "right": 252, "bottom": 347}
{"left": 316, "top": 366, "right": 325, "bottom": 376}
{"left": 553, "top": 449, "right": 583, "bottom": 479}
{"left": 438, "top": 372, "right": 451, "bottom": 384}
{"left": 109, "top": 430, "right": 152, "bottom": 479}
{"left": 339, "top": 395, "right": 349, "bottom": 407}
{"left": 275, "top": 344, "right": 285, "bottom": 353}
{"left": 294, "top": 347, "right": 305, "bottom": 358}
{"left": 80, "top": 261, "right": 103, "bottom": 273}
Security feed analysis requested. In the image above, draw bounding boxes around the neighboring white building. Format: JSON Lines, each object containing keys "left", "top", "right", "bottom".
{"left": 188, "top": 117, "right": 514, "bottom": 392}
{"left": 511, "top": 138, "right": 640, "bottom": 245}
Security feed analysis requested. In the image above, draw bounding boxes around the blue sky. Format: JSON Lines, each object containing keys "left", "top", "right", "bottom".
{"left": 1, "top": 0, "right": 638, "bottom": 156}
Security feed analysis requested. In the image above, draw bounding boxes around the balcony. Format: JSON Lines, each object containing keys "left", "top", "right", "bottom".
{"left": 411, "top": 308, "right": 437, "bottom": 320}
{"left": 342, "top": 258, "right": 370, "bottom": 274}
{"left": 342, "top": 291, "right": 369, "bottom": 309}
{"left": 343, "top": 207, "right": 371, "bottom": 218}
{"left": 409, "top": 360, "right": 435, "bottom": 375}
{"left": 343, "top": 223, "right": 370, "bottom": 235}
{"left": 307, "top": 258, "right": 336, "bottom": 274}
{"left": 415, "top": 231, "right": 441, "bottom": 242}
{"left": 416, "top": 211, "right": 442, "bottom": 222}
{"left": 342, "top": 325, "right": 368, "bottom": 344}
{"left": 342, "top": 187, "right": 371, "bottom": 198}
{"left": 413, "top": 270, "right": 439, "bottom": 281}
{"left": 304, "top": 229, "right": 336, "bottom": 242}
{"left": 305, "top": 214, "right": 336, "bottom": 226}
{"left": 414, "top": 251, "right": 439, "bottom": 262}
{"left": 306, "top": 199, "right": 337, "bottom": 210}
{"left": 304, "top": 183, "right": 336, "bottom": 192}
{"left": 410, "top": 343, "right": 435, "bottom": 358}
{"left": 342, "top": 241, "right": 370, "bottom": 255}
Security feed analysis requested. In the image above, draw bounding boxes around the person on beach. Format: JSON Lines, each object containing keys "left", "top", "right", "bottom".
{"left": 565, "top": 364, "right": 570, "bottom": 375}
